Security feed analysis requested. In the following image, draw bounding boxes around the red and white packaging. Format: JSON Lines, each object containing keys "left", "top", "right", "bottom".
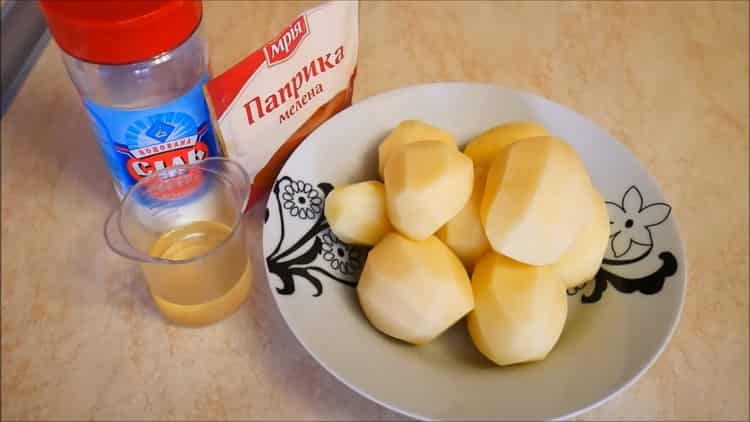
{"left": 204, "top": 1, "right": 358, "bottom": 207}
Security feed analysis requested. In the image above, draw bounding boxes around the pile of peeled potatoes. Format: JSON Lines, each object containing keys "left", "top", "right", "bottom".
{"left": 324, "top": 120, "right": 609, "bottom": 366}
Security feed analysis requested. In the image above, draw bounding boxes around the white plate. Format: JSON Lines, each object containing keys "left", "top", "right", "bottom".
{"left": 262, "top": 83, "right": 686, "bottom": 420}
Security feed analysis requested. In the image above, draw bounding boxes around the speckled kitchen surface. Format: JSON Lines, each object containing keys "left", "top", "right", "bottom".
{"left": 1, "top": 1, "right": 748, "bottom": 420}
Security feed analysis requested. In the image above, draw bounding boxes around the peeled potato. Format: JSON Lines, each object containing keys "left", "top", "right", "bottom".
{"left": 324, "top": 181, "right": 392, "bottom": 246}
{"left": 378, "top": 120, "right": 457, "bottom": 178}
{"left": 357, "top": 233, "right": 474, "bottom": 345}
{"left": 468, "top": 253, "right": 567, "bottom": 366}
{"left": 384, "top": 140, "right": 474, "bottom": 240}
{"left": 552, "top": 189, "right": 609, "bottom": 288}
{"left": 480, "top": 136, "right": 594, "bottom": 265}
{"left": 464, "top": 122, "right": 549, "bottom": 168}
{"left": 436, "top": 167, "right": 490, "bottom": 271}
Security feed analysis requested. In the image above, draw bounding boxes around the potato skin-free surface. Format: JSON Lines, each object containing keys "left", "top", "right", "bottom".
{"left": 480, "top": 136, "right": 594, "bottom": 265}
{"left": 464, "top": 122, "right": 549, "bottom": 169}
{"left": 552, "top": 189, "right": 610, "bottom": 288}
{"left": 357, "top": 233, "right": 474, "bottom": 345}
{"left": 467, "top": 253, "right": 568, "bottom": 366}
{"left": 324, "top": 181, "right": 392, "bottom": 246}
{"left": 437, "top": 167, "right": 490, "bottom": 271}
{"left": 378, "top": 120, "right": 457, "bottom": 179}
{"left": 384, "top": 140, "right": 473, "bottom": 240}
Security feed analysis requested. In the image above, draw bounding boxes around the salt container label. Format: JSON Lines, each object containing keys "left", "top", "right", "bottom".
{"left": 84, "top": 75, "right": 220, "bottom": 194}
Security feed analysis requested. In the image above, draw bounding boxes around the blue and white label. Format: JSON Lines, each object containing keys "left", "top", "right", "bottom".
{"left": 84, "top": 75, "right": 221, "bottom": 195}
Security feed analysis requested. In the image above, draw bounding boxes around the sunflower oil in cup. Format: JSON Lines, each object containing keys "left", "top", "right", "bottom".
{"left": 104, "top": 158, "right": 252, "bottom": 326}
{"left": 145, "top": 220, "right": 251, "bottom": 325}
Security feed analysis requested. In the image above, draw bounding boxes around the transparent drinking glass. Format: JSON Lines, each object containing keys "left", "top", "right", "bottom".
{"left": 104, "top": 158, "right": 252, "bottom": 326}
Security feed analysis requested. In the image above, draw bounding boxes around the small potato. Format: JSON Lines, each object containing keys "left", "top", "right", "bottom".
{"left": 436, "top": 167, "right": 490, "bottom": 271}
{"left": 384, "top": 140, "right": 474, "bottom": 240}
{"left": 324, "top": 181, "right": 392, "bottom": 246}
{"left": 552, "top": 189, "right": 610, "bottom": 288}
{"left": 464, "top": 122, "right": 549, "bottom": 168}
{"left": 468, "top": 253, "right": 568, "bottom": 366}
{"left": 480, "top": 136, "right": 594, "bottom": 265}
{"left": 357, "top": 233, "right": 474, "bottom": 345}
{"left": 378, "top": 120, "right": 457, "bottom": 178}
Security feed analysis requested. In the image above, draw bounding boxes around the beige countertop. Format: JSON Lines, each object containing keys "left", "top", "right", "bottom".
{"left": 2, "top": 1, "right": 748, "bottom": 420}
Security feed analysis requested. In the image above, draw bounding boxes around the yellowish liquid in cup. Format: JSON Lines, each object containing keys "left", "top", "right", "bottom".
{"left": 143, "top": 220, "right": 251, "bottom": 326}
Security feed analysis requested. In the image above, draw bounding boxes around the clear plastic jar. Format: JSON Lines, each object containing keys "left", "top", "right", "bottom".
{"left": 63, "top": 23, "right": 209, "bottom": 112}
{"left": 40, "top": 0, "right": 221, "bottom": 198}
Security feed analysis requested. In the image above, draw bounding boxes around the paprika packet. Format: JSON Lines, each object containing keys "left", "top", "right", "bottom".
{"left": 204, "top": 1, "right": 358, "bottom": 208}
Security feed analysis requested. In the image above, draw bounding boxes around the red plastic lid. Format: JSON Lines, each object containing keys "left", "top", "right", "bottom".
{"left": 39, "top": 0, "right": 202, "bottom": 65}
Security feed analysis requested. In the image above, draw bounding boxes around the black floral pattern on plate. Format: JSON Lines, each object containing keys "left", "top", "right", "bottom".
{"left": 320, "top": 230, "right": 366, "bottom": 276}
{"left": 265, "top": 176, "right": 368, "bottom": 297}
{"left": 281, "top": 180, "right": 323, "bottom": 220}
{"left": 567, "top": 185, "right": 678, "bottom": 303}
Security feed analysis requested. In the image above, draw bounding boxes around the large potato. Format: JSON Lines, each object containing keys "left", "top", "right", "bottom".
{"left": 436, "top": 167, "right": 490, "bottom": 271}
{"left": 464, "top": 122, "right": 549, "bottom": 168}
{"left": 552, "top": 189, "right": 609, "bottom": 288}
{"left": 467, "top": 253, "right": 567, "bottom": 366}
{"left": 324, "top": 181, "right": 392, "bottom": 246}
{"left": 384, "top": 140, "right": 474, "bottom": 240}
{"left": 480, "top": 136, "right": 594, "bottom": 265}
{"left": 357, "top": 233, "right": 474, "bottom": 345}
{"left": 378, "top": 120, "right": 457, "bottom": 178}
